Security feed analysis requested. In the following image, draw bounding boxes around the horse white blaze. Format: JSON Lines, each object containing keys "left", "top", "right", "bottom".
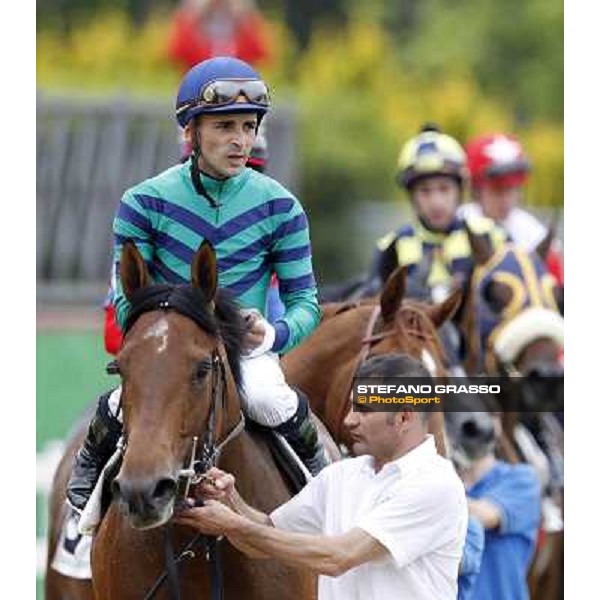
{"left": 143, "top": 318, "right": 169, "bottom": 353}
{"left": 421, "top": 348, "right": 438, "bottom": 376}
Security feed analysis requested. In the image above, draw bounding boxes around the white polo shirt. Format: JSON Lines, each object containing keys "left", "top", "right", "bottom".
{"left": 270, "top": 435, "right": 467, "bottom": 600}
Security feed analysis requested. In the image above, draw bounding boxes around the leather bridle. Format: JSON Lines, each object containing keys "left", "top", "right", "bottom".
{"left": 140, "top": 342, "right": 244, "bottom": 600}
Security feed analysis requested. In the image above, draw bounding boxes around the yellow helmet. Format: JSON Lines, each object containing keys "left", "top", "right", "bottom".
{"left": 396, "top": 123, "right": 468, "bottom": 190}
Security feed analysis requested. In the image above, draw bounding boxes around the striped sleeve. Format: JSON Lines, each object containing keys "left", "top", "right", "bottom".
{"left": 112, "top": 190, "right": 155, "bottom": 328}
{"left": 270, "top": 197, "right": 321, "bottom": 353}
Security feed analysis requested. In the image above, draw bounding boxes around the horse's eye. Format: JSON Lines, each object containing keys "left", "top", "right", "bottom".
{"left": 106, "top": 360, "right": 120, "bottom": 375}
{"left": 195, "top": 360, "right": 211, "bottom": 382}
{"left": 483, "top": 281, "right": 513, "bottom": 313}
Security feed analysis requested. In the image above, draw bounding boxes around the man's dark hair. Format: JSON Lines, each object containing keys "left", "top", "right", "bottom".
{"left": 356, "top": 354, "right": 433, "bottom": 423}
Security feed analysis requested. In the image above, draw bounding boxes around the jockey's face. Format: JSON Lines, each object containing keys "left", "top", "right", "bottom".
{"left": 186, "top": 112, "right": 258, "bottom": 179}
{"left": 478, "top": 184, "right": 521, "bottom": 222}
{"left": 411, "top": 175, "right": 460, "bottom": 231}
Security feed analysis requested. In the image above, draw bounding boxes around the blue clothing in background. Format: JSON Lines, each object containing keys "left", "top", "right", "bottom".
{"left": 458, "top": 516, "right": 485, "bottom": 600}
{"left": 468, "top": 461, "right": 541, "bottom": 600}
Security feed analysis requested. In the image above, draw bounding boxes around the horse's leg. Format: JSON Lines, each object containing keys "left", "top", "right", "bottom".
{"left": 535, "top": 530, "right": 563, "bottom": 600}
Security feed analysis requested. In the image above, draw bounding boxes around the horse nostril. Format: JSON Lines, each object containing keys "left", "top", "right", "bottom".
{"left": 153, "top": 478, "right": 177, "bottom": 501}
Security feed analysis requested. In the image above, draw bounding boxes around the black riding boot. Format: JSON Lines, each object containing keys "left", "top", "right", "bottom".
{"left": 66, "top": 390, "right": 123, "bottom": 513}
{"left": 275, "top": 391, "right": 329, "bottom": 477}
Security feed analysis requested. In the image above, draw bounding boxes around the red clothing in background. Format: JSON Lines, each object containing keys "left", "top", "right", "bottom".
{"left": 104, "top": 304, "right": 123, "bottom": 356}
{"left": 168, "top": 7, "right": 271, "bottom": 71}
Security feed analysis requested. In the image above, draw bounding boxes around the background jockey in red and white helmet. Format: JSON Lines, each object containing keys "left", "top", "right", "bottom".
{"left": 102, "top": 115, "right": 280, "bottom": 356}
{"left": 459, "top": 133, "right": 564, "bottom": 289}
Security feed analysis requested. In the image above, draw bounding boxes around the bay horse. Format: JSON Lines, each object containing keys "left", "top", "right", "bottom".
{"left": 46, "top": 240, "right": 318, "bottom": 600}
{"left": 283, "top": 266, "right": 463, "bottom": 454}
{"left": 46, "top": 254, "right": 457, "bottom": 598}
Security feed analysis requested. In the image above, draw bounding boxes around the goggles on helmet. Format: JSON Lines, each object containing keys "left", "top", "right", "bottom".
{"left": 176, "top": 79, "right": 270, "bottom": 118}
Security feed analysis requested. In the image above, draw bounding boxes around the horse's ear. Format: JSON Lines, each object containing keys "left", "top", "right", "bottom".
{"left": 426, "top": 287, "right": 462, "bottom": 328}
{"left": 192, "top": 240, "right": 218, "bottom": 301}
{"left": 536, "top": 210, "right": 559, "bottom": 261}
{"left": 466, "top": 223, "right": 494, "bottom": 266}
{"left": 120, "top": 240, "right": 151, "bottom": 300}
{"left": 380, "top": 266, "right": 406, "bottom": 323}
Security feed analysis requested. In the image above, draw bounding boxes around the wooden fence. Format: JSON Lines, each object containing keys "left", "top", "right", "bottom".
{"left": 36, "top": 92, "right": 297, "bottom": 296}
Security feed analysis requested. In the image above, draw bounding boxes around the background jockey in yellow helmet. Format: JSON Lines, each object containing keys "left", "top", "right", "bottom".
{"left": 368, "top": 123, "right": 506, "bottom": 303}
{"left": 366, "top": 123, "right": 507, "bottom": 368}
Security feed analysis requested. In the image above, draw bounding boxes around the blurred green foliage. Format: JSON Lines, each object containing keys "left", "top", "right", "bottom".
{"left": 37, "top": 0, "right": 563, "bottom": 281}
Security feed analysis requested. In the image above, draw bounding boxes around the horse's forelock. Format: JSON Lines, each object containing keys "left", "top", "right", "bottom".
{"left": 124, "top": 284, "right": 246, "bottom": 394}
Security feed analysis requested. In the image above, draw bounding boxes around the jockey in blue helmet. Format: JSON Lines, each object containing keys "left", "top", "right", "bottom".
{"left": 175, "top": 57, "right": 270, "bottom": 194}
{"left": 65, "top": 57, "right": 326, "bottom": 517}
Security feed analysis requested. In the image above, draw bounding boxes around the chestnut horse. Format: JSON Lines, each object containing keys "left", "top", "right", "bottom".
{"left": 284, "top": 266, "right": 463, "bottom": 454}
{"left": 46, "top": 240, "right": 318, "bottom": 600}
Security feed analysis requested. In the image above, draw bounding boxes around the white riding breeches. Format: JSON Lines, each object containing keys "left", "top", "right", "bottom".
{"left": 240, "top": 352, "right": 299, "bottom": 427}
{"left": 104, "top": 353, "right": 299, "bottom": 429}
{"left": 107, "top": 387, "right": 123, "bottom": 421}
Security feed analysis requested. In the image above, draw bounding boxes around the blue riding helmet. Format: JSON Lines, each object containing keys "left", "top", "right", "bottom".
{"left": 175, "top": 56, "right": 271, "bottom": 128}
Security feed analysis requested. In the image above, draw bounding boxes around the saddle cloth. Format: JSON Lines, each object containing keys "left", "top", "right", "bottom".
{"left": 50, "top": 446, "right": 122, "bottom": 579}
{"left": 50, "top": 509, "right": 92, "bottom": 579}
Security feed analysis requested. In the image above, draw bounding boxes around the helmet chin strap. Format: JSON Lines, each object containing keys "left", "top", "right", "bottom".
{"left": 189, "top": 121, "right": 221, "bottom": 209}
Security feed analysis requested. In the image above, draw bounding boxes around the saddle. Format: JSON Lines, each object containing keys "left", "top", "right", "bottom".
{"left": 245, "top": 419, "right": 312, "bottom": 494}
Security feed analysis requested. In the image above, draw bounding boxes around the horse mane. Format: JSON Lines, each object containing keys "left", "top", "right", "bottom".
{"left": 123, "top": 283, "right": 246, "bottom": 392}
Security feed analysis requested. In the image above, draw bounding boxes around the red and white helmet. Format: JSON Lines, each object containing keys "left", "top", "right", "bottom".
{"left": 466, "top": 133, "right": 531, "bottom": 188}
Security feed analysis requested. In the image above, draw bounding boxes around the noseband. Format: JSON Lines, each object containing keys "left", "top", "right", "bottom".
{"left": 178, "top": 346, "right": 245, "bottom": 496}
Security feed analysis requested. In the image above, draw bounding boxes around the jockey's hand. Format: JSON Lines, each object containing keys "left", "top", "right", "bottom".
{"left": 195, "top": 467, "right": 236, "bottom": 503}
{"left": 243, "top": 311, "right": 276, "bottom": 357}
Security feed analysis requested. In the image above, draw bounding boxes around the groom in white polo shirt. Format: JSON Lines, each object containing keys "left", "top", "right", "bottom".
{"left": 175, "top": 354, "right": 468, "bottom": 599}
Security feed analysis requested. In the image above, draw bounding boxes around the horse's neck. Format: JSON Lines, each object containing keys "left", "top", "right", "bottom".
{"left": 218, "top": 430, "right": 294, "bottom": 511}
